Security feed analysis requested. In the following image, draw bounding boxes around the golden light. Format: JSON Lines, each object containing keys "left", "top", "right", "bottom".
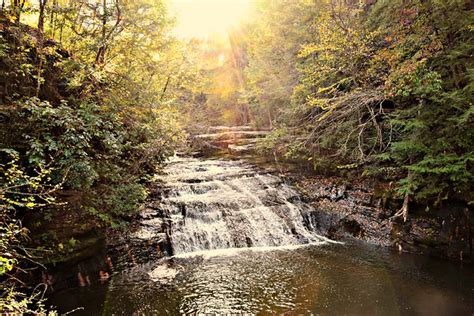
{"left": 169, "top": 0, "right": 252, "bottom": 39}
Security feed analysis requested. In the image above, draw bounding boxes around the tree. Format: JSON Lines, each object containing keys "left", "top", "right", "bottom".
{"left": 240, "top": 0, "right": 474, "bottom": 211}
{"left": 37, "top": 0, "right": 47, "bottom": 33}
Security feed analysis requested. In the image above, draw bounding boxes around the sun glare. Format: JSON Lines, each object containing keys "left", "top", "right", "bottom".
{"left": 169, "top": 0, "right": 252, "bottom": 39}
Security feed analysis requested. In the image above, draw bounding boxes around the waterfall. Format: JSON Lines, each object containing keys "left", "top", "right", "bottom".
{"left": 153, "top": 157, "right": 330, "bottom": 255}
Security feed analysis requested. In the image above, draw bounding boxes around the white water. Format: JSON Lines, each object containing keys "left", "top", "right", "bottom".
{"left": 154, "top": 156, "right": 332, "bottom": 255}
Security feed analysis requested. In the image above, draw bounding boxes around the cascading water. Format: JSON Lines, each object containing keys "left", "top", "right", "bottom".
{"left": 48, "top": 134, "right": 474, "bottom": 315}
{"left": 151, "top": 156, "right": 330, "bottom": 256}
{"left": 48, "top": 132, "right": 474, "bottom": 315}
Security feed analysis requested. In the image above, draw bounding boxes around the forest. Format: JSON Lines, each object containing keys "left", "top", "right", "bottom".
{"left": 0, "top": 0, "right": 473, "bottom": 314}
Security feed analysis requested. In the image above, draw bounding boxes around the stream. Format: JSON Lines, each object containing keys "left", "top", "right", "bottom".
{"left": 48, "top": 154, "right": 474, "bottom": 315}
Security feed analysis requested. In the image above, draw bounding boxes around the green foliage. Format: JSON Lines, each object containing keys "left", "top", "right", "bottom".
{"left": 0, "top": 149, "right": 58, "bottom": 208}
{"left": 1, "top": 0, "right": 189, "bottom": 224}
{"left": 92, "top": 182, "right": 147, "bottom": 220}
{"left": 18, "top": 96, "right": 159, "bottom": 222}
{"left": 243, "top": 0, "right": 474, "bottom": 204}
{"left": 0, "top": 1, "right": 191, "bottom": 311}
{"left": 0, "top": 151, "right": 58, "bottom": 314}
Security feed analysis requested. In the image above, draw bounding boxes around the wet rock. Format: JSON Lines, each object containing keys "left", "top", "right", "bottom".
{"left": 188, "top": 126, "right": 269, "bottom": 157}
{"left": 292, "top": 174, "right": 472, "bottom": 261}
{"left": 389, "top": 205, "right": 472, "bottom": 261}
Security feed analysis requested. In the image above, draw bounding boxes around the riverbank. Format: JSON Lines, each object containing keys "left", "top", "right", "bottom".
{"left": 188, "top": 126, "right": 473, "bottom": 262}
{"left": 286, "top": 173, "right": 472, "bottom": 262}
{"left": 42, "top": 151, "right": 474, "bottom": 314}
{"left": 35, "top": 149, "right": 472, "bottom": 310}
{"left": 32, "top": 126, "right": 473, "bottom": 311}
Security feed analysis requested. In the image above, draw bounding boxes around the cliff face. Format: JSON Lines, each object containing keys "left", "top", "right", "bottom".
{"left": 293, "top": 175, "right": 473, "bottom": 262}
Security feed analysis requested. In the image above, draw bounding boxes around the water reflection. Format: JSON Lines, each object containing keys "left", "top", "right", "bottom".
{"left": 49, "top": 242, "right": 474, "bottom": 315}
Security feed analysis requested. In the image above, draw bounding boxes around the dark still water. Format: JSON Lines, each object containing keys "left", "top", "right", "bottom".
{"left": 49, "top": 242, "right": 474, "bottom": 315}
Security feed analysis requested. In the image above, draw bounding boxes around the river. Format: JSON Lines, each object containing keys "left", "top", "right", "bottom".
{"left": 48, "top": 155, "right": 474, "bottom": 315}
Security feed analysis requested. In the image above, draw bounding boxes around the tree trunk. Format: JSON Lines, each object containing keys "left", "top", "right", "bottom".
{"left": 160, "top": 75, "right": 171, "bottom": 102}
{"left": 50, "top": 0, "right": 57, "bottom": 39}
{"left": 390, "top": 191, "right": 410, "bottom": 222}
{"left": 12, "top": 0, "right": 22, "bottom": 24}
{"left": 401, "top": 193, "right": 409, "bottom": 222}
{"left": 267, "top": 106, "right": 273, "bottom": 129}
{"left": 94, "top": 0, "right": 121, "bottom": 66}
{"left": 38, "top": 0, "right": 48, "bottom": 34}
{"left": 95, "top": 0, "right": 107, "bottom": 65}
{"left": 36, "top": 0, "right": 48, "bottom": 98}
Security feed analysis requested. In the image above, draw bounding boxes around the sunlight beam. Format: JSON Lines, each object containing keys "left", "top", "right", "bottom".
{"left": 169, "top": 0, "right": 252, "bottom": 39}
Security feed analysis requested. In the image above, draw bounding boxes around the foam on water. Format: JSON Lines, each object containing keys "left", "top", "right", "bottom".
{"left": 172, "top": 241, "right": 332, "bottom": 259}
